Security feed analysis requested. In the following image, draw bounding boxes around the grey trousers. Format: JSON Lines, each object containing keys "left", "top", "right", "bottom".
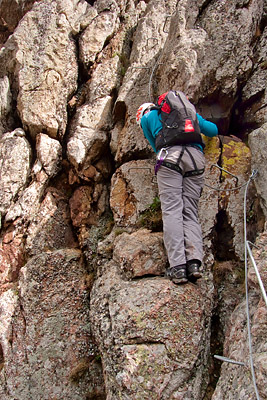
{"left": 157, "top": 145, "right": 205, "bottom": 268}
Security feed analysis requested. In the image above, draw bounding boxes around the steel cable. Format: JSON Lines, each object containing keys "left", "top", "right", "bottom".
{"left": 244, "top": 170, "right": 261, "bottom": 400}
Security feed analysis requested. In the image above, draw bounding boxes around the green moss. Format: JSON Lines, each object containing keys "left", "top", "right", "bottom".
{"left": 103, "top": 214, "right": 114, "bottom": 236}
{"left": 138, "top": 197, "right": 163, "bottom": 231}
{"left": 114, "top": 227, "right": 129, "bottom": 236}
{"left": 94, "top": 354, "right": 101, "bottom": 362}
{"left": 113, "top": 51, "right": 130, "bottom": 77}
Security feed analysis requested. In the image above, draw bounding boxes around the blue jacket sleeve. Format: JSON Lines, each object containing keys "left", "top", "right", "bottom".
{"left": 141, "top": 110, "right": 162, "bottom": 153}
{"left": 197, "top": 114, "right": 218, "bottom": 137}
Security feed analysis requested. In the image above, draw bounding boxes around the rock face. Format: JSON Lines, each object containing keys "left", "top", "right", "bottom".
{"left": 0, "top": 128, "right": 31, "bottom": 215}
{"left": 212, "top": 226, "right": 267, "bottom": 400}
{"left": 0, "top": 249, "right": 105, "bottom": 400}
{"left": 249, "top": 123, "right": 267, "bottom": 218}
{"left": 0, "top": 0, "right": 266, "bottom": 399}
{"left": 90, "top": 262, "right": 213, "bottom": 400}
{"left": 110, "top": 159, "right": 158, "bottom": 226}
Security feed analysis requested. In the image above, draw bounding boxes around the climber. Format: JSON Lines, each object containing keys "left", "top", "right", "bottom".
{"left": 136, "top": 91, "right": 218, "bottom": 284}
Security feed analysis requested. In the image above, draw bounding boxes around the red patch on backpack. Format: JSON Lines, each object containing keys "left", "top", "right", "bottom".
{"left": 185, "top": 119, "right": 195, "bottom": 132}
{"left": 158, "top": 92, "right": 171, "bottom": 113}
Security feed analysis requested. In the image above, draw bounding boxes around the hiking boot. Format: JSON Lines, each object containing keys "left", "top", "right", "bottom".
{"left": 165, "top": 265, "right": 188, "bottom": 284}
{"left": 187, "top": 262, "right": 202, "bottom": 282}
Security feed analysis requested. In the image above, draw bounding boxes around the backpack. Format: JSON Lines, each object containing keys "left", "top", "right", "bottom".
{"left": 154, "top": 90, "right": 204, "bottom": 152}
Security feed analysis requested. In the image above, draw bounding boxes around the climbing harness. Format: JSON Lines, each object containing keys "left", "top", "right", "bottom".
{"left": 155, "top": 145, "right": 205, "bottom": 177}
{"left": 161, "top": 160, "right": 204, "bottom": 177}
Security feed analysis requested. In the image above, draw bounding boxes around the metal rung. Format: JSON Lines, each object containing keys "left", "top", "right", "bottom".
{"left": 214, "top": 355, "right": 245, "bottom": 366}
{"left": 163, "top": 15, "right": 172, "bottom": 33}
{"left": 128, "top": 167, "right": 152, "bottom": 173}
{"left": 210, "top": 163, "right": 239, "bottom": 185}
{"left": 146, "top": 37, "right": 159, "bottom": 48}
{"left": 128, "top": 167, "right": 157, "bottom": 184}
{"left": 131, "top": 66, "right": 151, "bottom": 70}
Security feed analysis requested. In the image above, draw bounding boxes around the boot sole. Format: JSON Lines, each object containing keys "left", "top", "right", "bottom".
{"left": 172, "top": 277, "right": 188, "bottom": 284}
{"left": 165, "top": 274, "right": 188, "bottom": 284}
{"left": 188, "top": 272, "right": 202, "bottom": 279}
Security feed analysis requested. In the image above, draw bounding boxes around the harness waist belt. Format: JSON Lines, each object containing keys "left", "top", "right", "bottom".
{"left": 161, "top": 160, "right": 205, "bottom": 177}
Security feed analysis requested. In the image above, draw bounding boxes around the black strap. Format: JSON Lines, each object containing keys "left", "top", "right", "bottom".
{"left": 158, "top": 145, "right": 204, "bottom": 177}
{"left": 184, "top": 146, "right": 198, "bottom": 171}
{"left": 161, "top": 160, "right": 205, "bottom": 177}
{"left": 176, "top": 145, "right": 185, "bottom": 166}
{"left": 162, "top": 160, "right": 183, "bottom": 175}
